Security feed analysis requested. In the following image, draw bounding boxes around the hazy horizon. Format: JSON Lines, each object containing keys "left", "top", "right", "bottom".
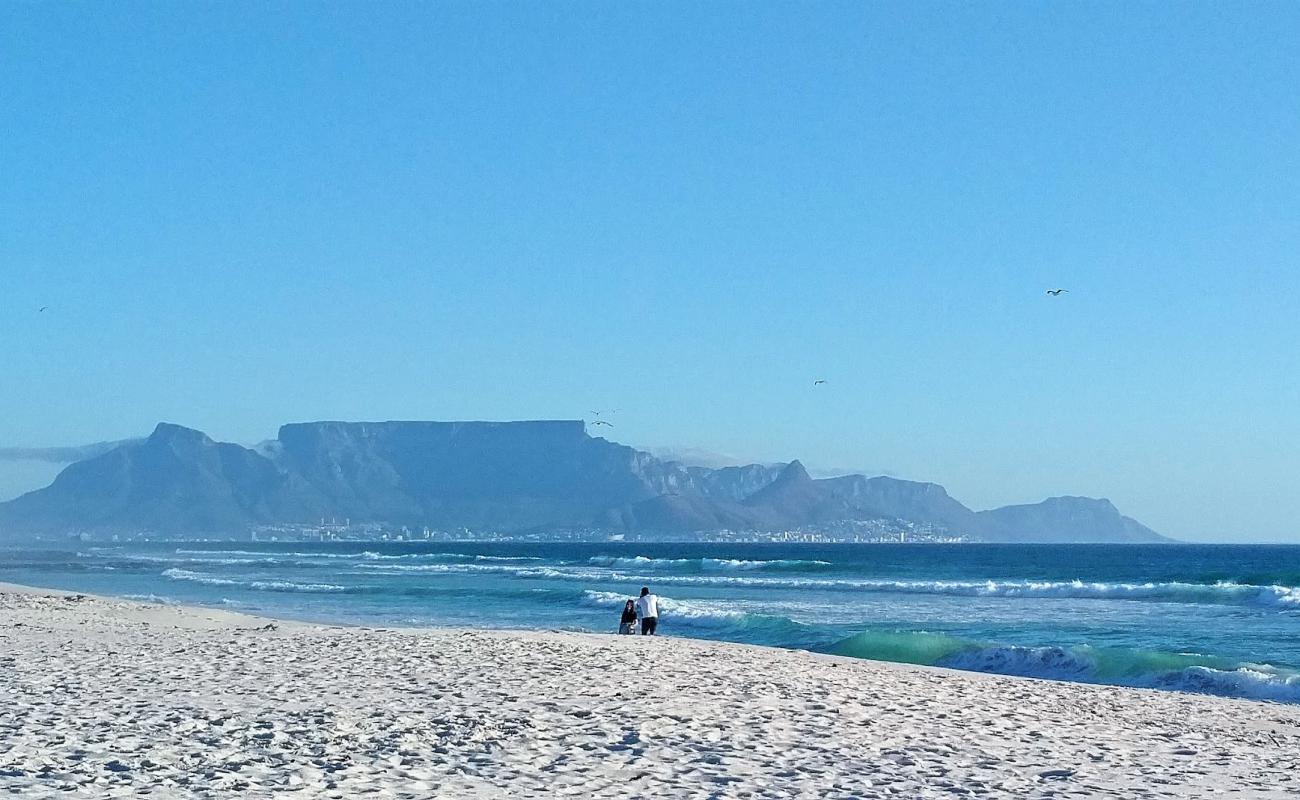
{"left": 0, "top": 417, "right": 1287, "bottom": 543}
{"left": 3, "top": 4, "right": 1297, "bottom": 542}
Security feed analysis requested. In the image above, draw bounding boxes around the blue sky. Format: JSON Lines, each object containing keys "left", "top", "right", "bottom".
{"left": 2, "top": 2, "right": 1298, "bottom": 541}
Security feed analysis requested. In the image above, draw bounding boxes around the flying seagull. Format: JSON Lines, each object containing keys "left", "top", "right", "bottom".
{"left": 591, "top": 420, "right": 614, "bottom": 428}
{"left": 38, "top": 306, "right": 48, "bottom": 312}
{"left": 1045, "top": 289, "right": 1068, "bottom": 296}
{"left": 813, "top": 379, "right": 827, "bottom": 386}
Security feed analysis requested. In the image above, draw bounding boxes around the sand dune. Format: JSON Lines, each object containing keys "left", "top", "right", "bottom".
{"left": 2, "top": 583, "right": 1297, "bottom": 798}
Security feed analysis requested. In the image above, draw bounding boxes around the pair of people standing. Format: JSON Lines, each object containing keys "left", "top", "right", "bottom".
{"left": 618, "top": 587, "right": 660, "bottom": 635}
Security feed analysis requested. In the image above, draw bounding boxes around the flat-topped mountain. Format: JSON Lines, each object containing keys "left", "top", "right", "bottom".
{"left": 977, "top": 496, "right": 1164, "bottom": 544}
{"left": 0, "top": 420, "right": 1170, "bottom": 542}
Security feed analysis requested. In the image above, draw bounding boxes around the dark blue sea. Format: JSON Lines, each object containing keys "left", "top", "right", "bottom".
{"left": 4, "top": 542, "right": 1299, "bottom": 703}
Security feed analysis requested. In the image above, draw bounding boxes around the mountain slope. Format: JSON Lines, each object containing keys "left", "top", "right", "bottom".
{"left": 0, "top": 424, "right": 323, "bottom": 533}
{"left": 0, "top": 421, "right": 701, "bottom": 534}
{"left": 977, "top": 496, "right": 1169, "bottom": 543}
{"left": 0, "top": 420, "right": 1170, "bottom": 541}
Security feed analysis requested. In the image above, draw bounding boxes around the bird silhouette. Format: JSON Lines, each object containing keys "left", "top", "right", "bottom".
{"left": 1046, "top": 289, "right": 1068, "bottom": 296}
{"left": 38, "top": 306, "right": 48, "bottom": 312}
{"left": 591, "top": 420, "right": 614, "bottom": 428}
{"left": 813, "top": 379, "right": 827, "bottom": 386}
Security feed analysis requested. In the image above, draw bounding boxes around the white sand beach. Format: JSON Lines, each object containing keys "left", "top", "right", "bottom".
{"left": 2, "top": 583, "right": 1296, "bottom": 799}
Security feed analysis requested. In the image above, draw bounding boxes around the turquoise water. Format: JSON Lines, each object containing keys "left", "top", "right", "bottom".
{"left": 4, "top": 542, "right": 1299, "bottom": 703}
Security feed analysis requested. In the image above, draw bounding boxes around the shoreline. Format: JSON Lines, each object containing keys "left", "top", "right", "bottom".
{"left": 4, "top": 581, "right": 1299, "bottom": 798}
{"left": 7, "top": 578, "right": 1300, "bottom": 703}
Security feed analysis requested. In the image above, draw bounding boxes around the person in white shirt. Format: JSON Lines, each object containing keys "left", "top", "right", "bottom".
{"left": 634, "top": 586, "right": 660, "bottom": 636}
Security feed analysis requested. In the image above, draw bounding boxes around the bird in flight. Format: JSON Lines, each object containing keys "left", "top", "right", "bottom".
{"left": 591, "top": 420, "right": 614, "bottom": 428}
{"left": 38, "top": 306, "right": 48, "bottom": 312}
{"left": 1045, "top": 289, "right": 1068, "bottom": 296}
{"left": 813, "top": 379, "right": 827, "bottom": 386}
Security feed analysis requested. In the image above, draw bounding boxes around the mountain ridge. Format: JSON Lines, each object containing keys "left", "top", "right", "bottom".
{"left": 0, "top": 420, "right": 1171, "bottom": 542}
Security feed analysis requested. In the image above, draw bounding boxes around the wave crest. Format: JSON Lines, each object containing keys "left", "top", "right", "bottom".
{"left": 162, "top": 568, "right": 348, "bottom": 593}
{"left": 586, "top": 555, "right": 831, "bottom": 572}
{"left": 577, "top": 573, "right": 1300, "bottom": 608}
{"left": 829, "top": 630, "right": 1300, "bottom": 703}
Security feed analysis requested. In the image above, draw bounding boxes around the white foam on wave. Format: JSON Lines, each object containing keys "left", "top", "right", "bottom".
{"left": 357, "top": 563, "right": 534, "bottom": 575}
{"left": 581, "top": 590, "right": 746, "bottom": 621}
{"left": 359, "top": 552, "right": 543, "bottom": 563}
{"left": 474, "top": 555, "right": 545, "bottom": 562}
{"left": 146, "top": 552, "right": 1300, "bottom": 613}
{"left": 172, "top": 549, "right": 343, "bottom": 557}
{"left": 586, "top": 555, "right": 830, "bottom": 571}
{"left": 937, "top": 643, "right": 1300, "bottom": 703}
{"left": 166, "top": 549, "right": 544, "bottom": 564}
{"left": 122, "top": 593, "right": 178, "bottom": 605}
{"left": 576, "top": 572, "right": 1300, "bottom": 609}
{"left": 829, "top": 630, "right": 1300, "bottom": 704}
{"left": 109, "top": 553, "right": 290, "bottom": 567}
{"left": 351, "top": 561, "right": 1300, "bottom": 610}
{"left": 162, "top": 568, "right": 348, "bottom": 593}
{"left": 1159, "top": 665, "right": 1300, "bottom": 704}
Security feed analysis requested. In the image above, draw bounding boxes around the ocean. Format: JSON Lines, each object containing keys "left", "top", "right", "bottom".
{"left": 4, "top": 542, "right": 1299, "bottom": 703}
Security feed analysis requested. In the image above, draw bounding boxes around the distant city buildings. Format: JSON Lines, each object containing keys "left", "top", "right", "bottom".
{"left": 54, "top": 518, "right": 969, "bottom": 544}
{"left": 240, "top": 518, "right": 969, "bottom": 544}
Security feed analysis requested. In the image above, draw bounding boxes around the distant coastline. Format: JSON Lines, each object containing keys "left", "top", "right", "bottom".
{"left": 0, "top": 420, "right": 1168, "bottom": 544}
{"left": 8, "top": 540, "right": 1298, "bottom": 704}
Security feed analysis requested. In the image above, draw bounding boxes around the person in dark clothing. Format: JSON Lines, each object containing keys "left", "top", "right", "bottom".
{"left": 618, "top": 599, "right": 638, "bottom": 634}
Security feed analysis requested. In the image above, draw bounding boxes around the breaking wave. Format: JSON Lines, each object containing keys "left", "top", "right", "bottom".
{"left": 356, "top": 563, "right": 540, "bottom": 574}
{"left": 583, "top": 590, "right": 743, "bottom": 620}
{"left": 576, "top": 574, "right": 1300, "bottom": 609}
{"left": 585, "top": 555, "right": 831, "bottom": 572}
{"left": 146, "top": 551, "right": 1300, "bottom": 612}
{"left": 169, "top": 549, "right": 542, "bottom": 564}
{"left": 828, "top": 630, "right": 1300, "bottom": 704}
{"left": 579, "top": 590, "right": 818, "bottom": 647}
{"left": 347, "top": 563, "right": 1300, "bottom": 610}
{"left": 162, "top": 568, "right": 348, "bottom": 593}
{"left": 122, "top": 593, "right": 178, "bottom": 604}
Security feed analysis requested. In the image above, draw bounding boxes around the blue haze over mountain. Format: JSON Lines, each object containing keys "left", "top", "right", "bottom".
{"left": 0, "top": 440, "right": 140, "bottom": 463}
{"left": 0, "top": 421, "right": 1164, "bottom": 543}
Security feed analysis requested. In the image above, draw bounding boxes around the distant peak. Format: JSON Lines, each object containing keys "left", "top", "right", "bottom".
{"left": 774, "top": 459, "right": 812, "bottom": 483}
{"left": 148, "top": 423, "right": 213, "bottom": 444}
{"left": 1042, "top": 495, "right": 1117, "bottom": 511}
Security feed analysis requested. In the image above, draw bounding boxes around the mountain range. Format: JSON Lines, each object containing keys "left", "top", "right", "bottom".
{"left": 0, "top": 420, "right": 1169, "bottom": 542}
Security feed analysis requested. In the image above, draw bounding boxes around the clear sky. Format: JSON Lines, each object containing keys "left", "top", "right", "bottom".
{"left": 2, "top": 2, "right": 1298, "bottom": 541}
